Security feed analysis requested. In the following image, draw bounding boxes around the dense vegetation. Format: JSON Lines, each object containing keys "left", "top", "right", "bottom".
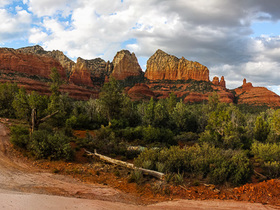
{"left": 1, "top": 69, "right": 280, "bottom": 186}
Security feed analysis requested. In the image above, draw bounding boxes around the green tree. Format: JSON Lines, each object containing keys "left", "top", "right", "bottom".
{"left": 13, "top": 89, "right": 48, "bottom": 122}
{"left": 254, "top": 115, "right": 270, "bottom": 142}
{"left": 141, "top": 97, "right": 155, "bottom": 126}
{"left": 154, "top": 99, "right": 169, "bottom": 127}
{"left": 200, "top": 103, "right": 249, "bottom": 149}
{"left": 99, "top": 77, "right": 126, "bottom": 122}
{"left": 0, "top": 83, "right": 19, "bottom": 117}
{"left": 268, "top": 109, "right": 280, "bottom": 142}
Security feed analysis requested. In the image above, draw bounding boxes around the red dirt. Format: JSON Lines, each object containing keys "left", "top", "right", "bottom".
{"left": 0, "top": 124, "right": 280, "bottom": 209}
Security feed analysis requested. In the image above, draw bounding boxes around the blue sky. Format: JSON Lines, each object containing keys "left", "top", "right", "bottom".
{"left": 1, "top": 0, "right": 280, "bottom": 94}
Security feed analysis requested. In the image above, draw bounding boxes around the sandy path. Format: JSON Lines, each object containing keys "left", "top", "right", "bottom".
{"left": 0, "top": 123, "right": 277, "bottom": 209}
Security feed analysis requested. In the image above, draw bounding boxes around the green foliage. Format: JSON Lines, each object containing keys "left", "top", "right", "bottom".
{"left": 199, "top": 103, "right": 250, "bottom": 149}
{"left": 10, "top": 125, "right": 29, "bottom": 149}
{"left": 0, "top": 83, "right": 19, "bottom": 118}
{"left": 173, "top": 172, "right": 185, "bottom": 186}
{"left": 263, "top": 161, "right": 280, "bottom": 178}
{"left": 254, "top": 116, "right": 270, "bottom": 142}
{"left": 142, "top": 125, "right": 175, "bottom": 145}
{"left": 174, "top": 132, "right": 199, "bottom": 144}
{"left": 10, "top": 124, "right": 73, "bottom": 160}
{"left": 47, "top": 93, "right": 73, "bottom": 127}
{"left": 251, "top": 141, "right": 280, "bottom": 162}
{"left": 170, "top": 100, "right": 198, "bottom": 133}
{"left": 268, "top": 109, "right": 280, "bottom": 142}
{"left": 99, "top": 77, "right": 126, "bottom": 121}
{"left": 13, "top": 89, "right": 48, "bottom": 121}
{"left": 84, "top": 125, "right": 127, "bottom": 156}
{"left": 128, "top": 169, "right": 143, "bottom": 184}
{"left": 252, "top": 141, "right": 280, "bottom": 178}
{"left": 49, "top": 67, "right": 63, "bottom": 96}
{"left": 135, "top": 144, "right": 252, "bottom": 186}
{"left": 30, "top": 130, "right": 73, "bottom": 160}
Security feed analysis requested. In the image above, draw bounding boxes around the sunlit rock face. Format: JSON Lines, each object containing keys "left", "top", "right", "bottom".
{"left": 145, "top": 49, "right": 209, "bottom": 81}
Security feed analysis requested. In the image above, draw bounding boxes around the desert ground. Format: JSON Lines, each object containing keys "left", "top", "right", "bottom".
{"left": 0, "top": 123, "right": 276, "bottom": 209}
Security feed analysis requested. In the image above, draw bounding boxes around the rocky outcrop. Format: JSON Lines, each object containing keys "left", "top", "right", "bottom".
{"left": 18, "top": 45, "right": 75, "bottom": 77}
{"left": 184, "top": 92, "right": 208, "bottom": 103}
{"left": 69, "top": 59, "right": 93, "bottom": 87}
{"left": 145, "top": 49, "right": 209, "bottom": 81}
{"left": 0, "top": 47, "right": 66, "bottom": 79}
{"left": 76, "top": 58, "right": 113, "bottom": 78}
{"left": 220, "top": 76, "right": 226, "bottom": 88}
{"left": 212, "top": 76, "right": 226, "bottom": 88}
{"left": 127, "top": 84, "right": 155, "bottom": 101}
{"left": 235, "top": 79, "right": 280, "bottom": 107}
{"left": 112, "top": 50, "right": 142, "bottom": 80}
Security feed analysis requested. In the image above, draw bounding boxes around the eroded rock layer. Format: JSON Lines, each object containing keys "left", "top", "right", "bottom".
{"left": 112, "top": 50, "right": 142, "bottom": 80}
{"left": 235, "top": 79, "right": 280, "bottom": 107}
{"left": 145, "top": 49, "right": 209, "bottom": 81}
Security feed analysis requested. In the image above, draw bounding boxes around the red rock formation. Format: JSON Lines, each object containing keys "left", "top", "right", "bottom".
{"left": 212, "top": 76, "right": 226, "bottom": 88}
{"left": 0, "top": 71, "right": 98, "bottom": 100}
{"left": 235, "top": 79, "right": 280, "bottom": 107}
{"left": 212, "top": 76, "right": 220, "bottom": 86}
{"left": 127, "top": 83, "right": 155, "bottom": 101}
{"left": 145, "top": 49, "right": 209, "bottom": 81}
{"left": 220, "top": 76, "right": 226, "bottom": 88}
{"left": 112, "top": 50, "right": 143, "bottom": 80}
{"left": 184, "top": 92, "right": 208, "bottom": 103}
{"left": 0, "top": 48, "right": 66, "bottom": 79}
{"left": 18, "top": 45, "right": 75, "bottom": 76}
{"left": 69, "top": 58, "right": 93, "bottom": 87}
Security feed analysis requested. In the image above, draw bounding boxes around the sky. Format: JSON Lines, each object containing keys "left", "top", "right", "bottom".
{"left": 1, "top": 0, "right": 280, "bottom": 94}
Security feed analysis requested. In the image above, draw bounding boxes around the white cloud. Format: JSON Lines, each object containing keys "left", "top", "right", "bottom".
{"left": 0, "top": 0, "right": 12, "bottom": 7}
{"left": 0, "top": 8, "right": 32, "bottom": 41}
{"left": 27, "top": 0, "right": 76, "bottom": 17}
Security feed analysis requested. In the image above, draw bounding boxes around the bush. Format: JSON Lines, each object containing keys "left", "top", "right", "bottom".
{"left": 85, "top": 125, "right": 127, "bottom": 157}
{"left": 10, "top": 125, "right": 29, "bottom": 149}
{"left": 134, "top": 143, "right": 252, "bottom": 186}
{"left": 251, "top": 141, "right": 280, "bottom": 178}
{"left": 143, "top": 126, "right": 175, "bottom": 145}
{"left": 30, "top": 130, "right": 73, "bottom": 160}
{"left": 263, "top": 161, "right": 280, "bottom": 178}
{"left": 251, "top": 141, "right": 280, "bottom": 162}
{"left": 128, "top": 169, "right": 144, "bottom": 185}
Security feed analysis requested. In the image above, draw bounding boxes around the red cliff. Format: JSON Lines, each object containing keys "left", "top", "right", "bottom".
{"left": 112, "top": 50, "right": 143, "bottom": 80}
{"left": 0, "top": 47, "right": 66, "bottom": 79}
{"left": 235, "top": 79, "right": 280, "bottom": 107}
{"left": 145, "top": 49, "right": 209, "bottom": 81}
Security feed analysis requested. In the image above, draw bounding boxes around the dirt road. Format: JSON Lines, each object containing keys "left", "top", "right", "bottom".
{"left": 0, "top": 123, "right": 276, "bottom": 209}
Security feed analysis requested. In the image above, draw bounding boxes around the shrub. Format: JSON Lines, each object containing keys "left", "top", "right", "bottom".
{"left": 251, "top": 141, "right": 280, "bottom": 162}
{"left": 30, "top": 130, "right": 73, "bottom": 160}
{"left": 134, "top": 143, "right": 252, "bottom": 186}
{"left": 85, "top": 125, "right": 127, "bottom": 157}
{"left": 263, "top": 161, "right": 280, "bottom": 178}
{"left": 173, "top": 172, "right": 184, "bottom": 186}
{"left": 128, "top": 169, "right": 143, "bottom": 184}
{"left": 10, "top": 125, "right": 29, "bottom": 149}
{"left": 142, "top": 126, "right": 175, "bottom": 145}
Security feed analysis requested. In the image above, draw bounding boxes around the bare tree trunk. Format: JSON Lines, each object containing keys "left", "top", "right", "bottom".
{"left": 30, "top": 109, "right": 59, "bottom": 133}
{"left": 85, "top": 149, "right": 165, "bottom": 180}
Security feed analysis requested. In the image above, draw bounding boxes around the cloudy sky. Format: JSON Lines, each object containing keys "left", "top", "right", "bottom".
{"left": 1, "top": 0, "right": 280, "bottom": 93}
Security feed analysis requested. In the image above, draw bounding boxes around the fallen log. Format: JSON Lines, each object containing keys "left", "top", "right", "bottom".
{"left": 254, "top": 170, "right": 269, "bottom": 180}
{"left": 85, "top": 149, "right": 164, "bottom": 180}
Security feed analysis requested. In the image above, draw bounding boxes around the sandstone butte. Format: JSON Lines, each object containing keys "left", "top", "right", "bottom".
{"left": 0, "top": 45, "right": 280, "bottom": 107}
{"left": 145, "top": 49, "right": 209, "bottom": 81}
{"left": 234, "top": 79, "right": 280, "bottom": 107}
